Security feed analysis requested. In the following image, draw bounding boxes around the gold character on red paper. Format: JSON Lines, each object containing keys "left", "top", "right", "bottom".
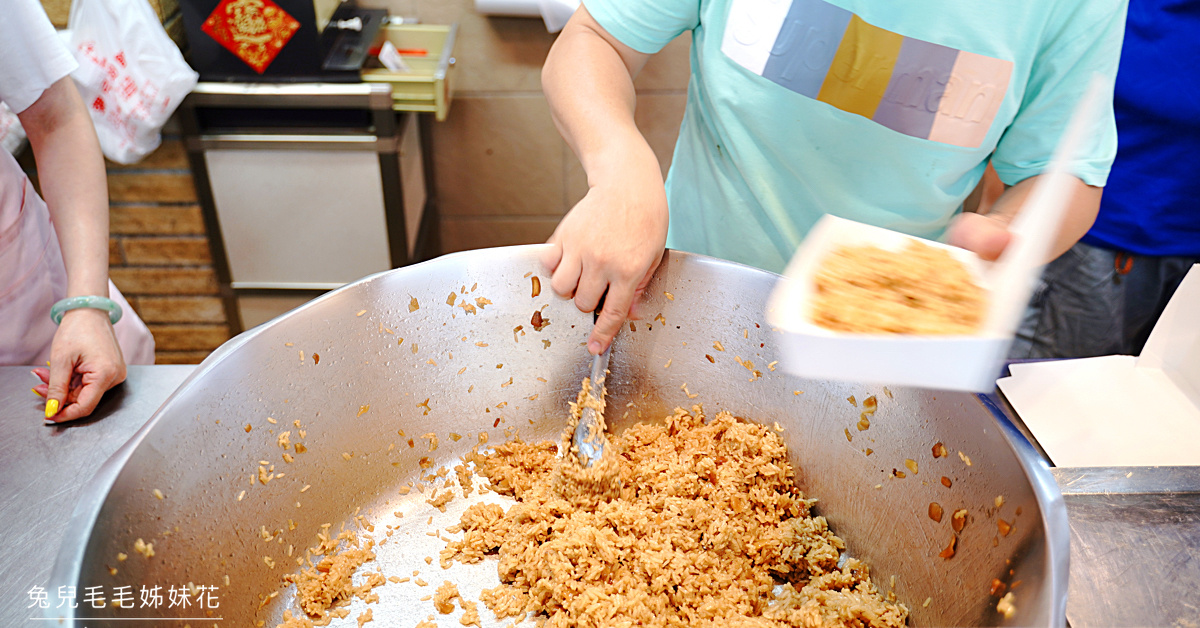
{"left": 202, "top": 0, "right": 301, "bottom": 73}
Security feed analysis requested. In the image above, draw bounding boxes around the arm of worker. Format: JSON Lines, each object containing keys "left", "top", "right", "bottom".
{"left": 541, "top": 5, "right": 670, "bottom": 355}
{"left": 950, "top": 0, "right": 1121, "bottom": 264}
{"left": 21, "top": 76, "right": 127, "bottom": 423}
{"left": 948, "top": 168, "right": 1103, "bottom": 263}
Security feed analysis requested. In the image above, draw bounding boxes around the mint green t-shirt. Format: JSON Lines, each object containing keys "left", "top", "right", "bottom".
{"left": 585, "top": 0, "right": 1127, "bottom": 273}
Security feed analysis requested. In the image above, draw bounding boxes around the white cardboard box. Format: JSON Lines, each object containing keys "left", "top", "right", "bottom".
{"left": 996, "top": 265, "right": 1200, "bottom": 467}
{"left": 766, "top": 77, "right": 1106, "bottom": 392}
{"left": 766, "top": 215, "right": 1013, "bottom": 391}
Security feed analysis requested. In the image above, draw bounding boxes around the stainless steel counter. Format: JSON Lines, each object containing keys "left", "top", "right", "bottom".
{"left": 1, "top": 364, "right": 1196, "bottom": 626}
{"left": 985, "top": 384, "right": 1200, "bottom": 627}
{"left": 0, "top": 365, "right": 194, "bottom": 628}
{"left": 1053, "top": 466, "right": 1200, "bottom": 627}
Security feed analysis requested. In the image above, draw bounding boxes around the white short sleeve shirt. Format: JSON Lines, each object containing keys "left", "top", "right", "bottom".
{"left": 0, "top": 0, "right": 78, "bottom": 113}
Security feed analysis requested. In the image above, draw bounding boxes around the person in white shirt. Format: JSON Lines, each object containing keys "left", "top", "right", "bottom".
{"left": 0, "top": 0, "right": 155, "bottom": 423}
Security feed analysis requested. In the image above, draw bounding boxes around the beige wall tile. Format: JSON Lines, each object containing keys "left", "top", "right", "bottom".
{"left": 635, "top": 93, "right": 687, "bottom": 172}
{"left": 121, "top": 237, "right": 213, "bottom": 265}
{"left": 136, "top": 296, "right": 226, "bottom": 323}
{"left": 413, "top": 1, "right": 684, "bottom": 94}
{"left": 110, "top": 267, "right": 220, "bottom": 295}
{"left": 564, "top": 145, "right": 587, "bottom": 209}
{"left": 147, "top": 324, "right": 231, "bottom": 351}
{"left": 564, "top": 92, "right": 687, "bottom": 207}
{"left": 110, "top": 205, "right": 206, "bottom": 236}
{"left": 433, "top": 96, "right": 566, "bottom": 217}
{"left": 634, "top": 33, "right": 692, "bottom": 92}
{"left": 454, "top": 15, "right": 557, "bottom": 93}
{"left": 440, "top": 217, "right": 560, "bottom": 253}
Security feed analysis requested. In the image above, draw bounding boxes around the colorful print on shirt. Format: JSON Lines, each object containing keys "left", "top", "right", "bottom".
{"left": 721, "top": 0, "right": 1012, "bottom": 148}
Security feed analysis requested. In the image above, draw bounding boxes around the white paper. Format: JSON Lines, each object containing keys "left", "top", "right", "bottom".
{"left": 997, "top": 265, "right": 1200, "bottom": 467}
{"left": 378, "top": 41, "right": 411, "bottom": 73}
{"left": 0, "top": 101, "right": 25, "bottom": 156}
{"left": 1136, "top": 266, "right": 1200, "bottom": 405}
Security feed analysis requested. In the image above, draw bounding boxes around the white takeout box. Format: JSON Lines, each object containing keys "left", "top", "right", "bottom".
{"left": 996, "top": 265, "right": 1200, "bottom": 467}
{"left": 766, "top": 215, "right": 1018, "bottom": 392}
{"left": 767, "top": 76, "right": 1109, "bottom": 392}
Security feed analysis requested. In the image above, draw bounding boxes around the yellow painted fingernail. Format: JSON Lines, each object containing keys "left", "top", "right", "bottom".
{"left": 45, "top": 398, "right": 60, "bottom": 418}
{"left": 32, "top": 388, "right": 45, "bottom": 398}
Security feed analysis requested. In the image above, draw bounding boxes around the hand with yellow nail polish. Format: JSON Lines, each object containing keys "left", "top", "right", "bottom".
{"left": 39, "top": 308, "right": 127, "bottom": 423}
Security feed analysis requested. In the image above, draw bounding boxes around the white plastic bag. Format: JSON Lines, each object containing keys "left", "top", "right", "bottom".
{"left": 0, "top": 102, "right": 26, "bottom": 156}
{"left": 67, "top": 0, "right": 198, "bottom": 164}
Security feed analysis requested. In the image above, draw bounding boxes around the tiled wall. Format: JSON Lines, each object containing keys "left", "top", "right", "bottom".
{"left": 406, "top": 0, "right": 692, "bottom": 251}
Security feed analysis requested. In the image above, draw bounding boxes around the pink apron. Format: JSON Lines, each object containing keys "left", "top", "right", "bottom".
{"left": 0, "top": 148, "right": 155, "bottom": 365}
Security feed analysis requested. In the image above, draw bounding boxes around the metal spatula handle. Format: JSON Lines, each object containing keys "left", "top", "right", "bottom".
{"left": 574, "top": 294, "right": 610, "bottom": 467}
{"left": 574, "top": 344, "right": 611, "bottom": 467}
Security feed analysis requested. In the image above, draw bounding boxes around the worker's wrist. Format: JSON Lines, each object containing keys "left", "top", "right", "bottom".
{"left": 58, "top": 307, "right": 114, "bottom": 329}
{"left": 51, "top": 296, "right": 123, "bottom": 325}
{"left": 64, "top": 271, "right": 110, "bottom": 302}
{"left": 584, "top": 134, "right": 662, "bottom": 187}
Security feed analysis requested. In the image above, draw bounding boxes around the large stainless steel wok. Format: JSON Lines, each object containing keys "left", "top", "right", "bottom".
{"left": 49, "top": 246, "right": 1068, "bottom": 626}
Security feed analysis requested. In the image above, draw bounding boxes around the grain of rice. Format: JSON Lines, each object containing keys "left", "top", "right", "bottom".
{"left": 458, "top": 599, "right": 481, "bottom": 627}
{"left": 434, "top": 581, "right": 460, "bottom": 614}
{"left": 133, "top": 538, "right": 154, "bottom": 558}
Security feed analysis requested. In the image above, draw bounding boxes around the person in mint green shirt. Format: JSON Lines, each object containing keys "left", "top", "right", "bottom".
{"left": 540, "top": 0, "right": 1127, "bottom": 355}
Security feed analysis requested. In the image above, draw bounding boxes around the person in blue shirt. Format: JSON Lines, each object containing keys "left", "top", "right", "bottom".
{"left": 539, "top": 0, "right": 1127, "bottom": 354}
{"left": 1008, "top": 0, "right": 1199, "bottom": 358}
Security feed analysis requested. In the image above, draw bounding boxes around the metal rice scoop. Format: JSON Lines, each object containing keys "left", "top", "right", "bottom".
{"left": 573, "top": 302, "right": 612, "bottom": 467}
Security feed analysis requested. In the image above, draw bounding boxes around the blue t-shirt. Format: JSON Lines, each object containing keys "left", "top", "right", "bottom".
{"left": 1081, "top": 0, "right": 1200, "bottom": 258}
{"left": 586, "top": 0, "right": 1127, "bottom": 273}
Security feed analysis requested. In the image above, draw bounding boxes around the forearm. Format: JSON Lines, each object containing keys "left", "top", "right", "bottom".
{"left": 543, "top": 7, "right": 660, "bottom": 187}
{"left": 20, "top": 77, "right": 111, "bottom": 298}
{"left": 985, "top": 174, "right": 1103, "bottom": 261}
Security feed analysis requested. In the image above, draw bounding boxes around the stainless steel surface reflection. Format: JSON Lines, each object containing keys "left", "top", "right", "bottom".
{"left": 1053, "top": 466, "right": 1200, "bottom": 627}
{"left": 0, "top": 366, "right": 194, "bottom": 628}
{"left": 48, "top": 246, "right": 1068, "bottom": 626}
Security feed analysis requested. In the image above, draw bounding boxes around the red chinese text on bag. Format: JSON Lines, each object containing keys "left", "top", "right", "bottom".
{"left": 68, "top": 0, "right": 198, "bottom": 164}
